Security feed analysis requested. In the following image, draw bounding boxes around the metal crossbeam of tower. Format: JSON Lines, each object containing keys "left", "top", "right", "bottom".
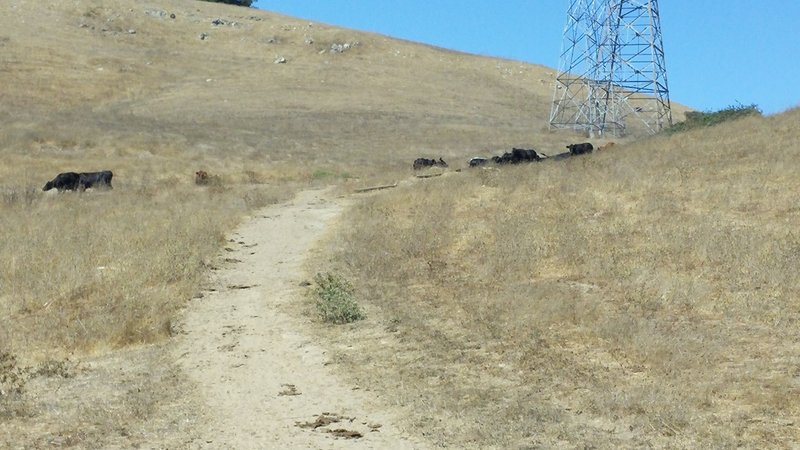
{"left": 549, "top": 0, "right": 672, "bottom": 136}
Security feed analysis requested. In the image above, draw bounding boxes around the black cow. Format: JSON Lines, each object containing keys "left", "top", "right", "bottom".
{"left": 78, "top": 171, "right": 113, "bottom": 190}
{"left": 495, "top": 153, "right": 516, "bottom": 164}
{"left": 512, "top": 148, "right": 542, "bottom": 162}
{"left": 468, "top": 157, "right": 489, "bottom": 167}
{"left": 566, "top": 142, "right": 594, "bottom": 155}
{"left": 43, "top": 172, "right": 81, "bottom": 192}
{"left": 413, "top": 158, "right": 448, "bottom": 170}
{"left": 493, "top": 148, "right": 542, "bottom": 165}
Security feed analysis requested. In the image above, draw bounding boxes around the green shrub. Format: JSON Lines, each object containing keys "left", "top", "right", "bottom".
{"left": 199, "top": 0, "right": 253, "bottom": 7}
{"left": 667, "top": 103, "right": 762, "bottom": 134}
{"left": 312, "top": 169, "right": 354, "bottom": 180}
{"left": 313, "top": 272, "right": 365, "bottom": 324}
{"left": 312, "top": 169, "right": 336, "bottom": 179}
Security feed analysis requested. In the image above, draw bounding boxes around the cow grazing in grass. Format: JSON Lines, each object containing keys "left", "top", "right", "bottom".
{"left": 43, "top": 172, "right": 81, "bottom": 192}
{"left": 413, "top": 158, "right": 448, "bottom": 170}
{"left": 566, "top": 142, "right": 594, "bottom": 155}
{"left": 493, "top": 152, "right": 518, "bottom": 164}
{"left": 493, "top": 148, "right": 542, "bottom": 165}
{"left": 78, "top": 171, "right": 113, "bottom": 190}
{"left": 195, "top": 170, "right": 209, "bottom": 185}
{"left": 511, "top": 148, "right": 542, "bottom": 162}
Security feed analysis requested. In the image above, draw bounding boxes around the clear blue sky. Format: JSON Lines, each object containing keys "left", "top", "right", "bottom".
{"left": 252, "top": 1, "right": 800, "bottom": 115}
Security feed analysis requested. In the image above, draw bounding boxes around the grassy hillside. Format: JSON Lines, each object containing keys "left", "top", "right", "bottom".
{"left": 2, "top": 0, "right": 782, "bottom": 448}
{"left": 318, "top": 108, "right": 800, "bottom": 448}
{"left": 0, "top": 0, "right": 595, "bottom": 187}
{"left": 0, "top": 0, "right": 582, "bottom": 359}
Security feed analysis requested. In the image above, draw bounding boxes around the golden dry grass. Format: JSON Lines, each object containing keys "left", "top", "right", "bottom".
{"left": 317, "top": 109, "right": 800, "bottom": 448}
{"left": 1, "top": 0, "right": 778, "bottom": 447}
{"left": 0, "top": 0, "right": 566, "bottom": 360}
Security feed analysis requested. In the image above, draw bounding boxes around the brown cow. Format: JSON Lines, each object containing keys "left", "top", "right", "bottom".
{"left": 195, "top": 170, "right": 209, "bottom": 185}
{"left": 598, "top": 142, "right": 616, "bottom": 151}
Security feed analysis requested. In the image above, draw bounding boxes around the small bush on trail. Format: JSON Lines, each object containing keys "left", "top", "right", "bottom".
{"left": 313, "top": 272, "right": 365, "bottom": 324}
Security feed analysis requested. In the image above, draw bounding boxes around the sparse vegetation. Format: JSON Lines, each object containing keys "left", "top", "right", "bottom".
{"left": 668, "top": 103, "right": 762, "bottom": 133}
{"left": 312, "top": 272, "right": 365, "bottom": 324}
{"left": 1, "top": 0, "right": 793, "bottom": 447}
{"left": 318, "top": 107, "right": 800, "bottom": 447}
{"left": 312, "top": 169, "right": 350, "bottom": 180}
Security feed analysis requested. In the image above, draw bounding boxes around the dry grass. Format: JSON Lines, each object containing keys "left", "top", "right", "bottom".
{"left": 317, "top": 109, "right": 800, "bottom": 448}
{"left": 2, "top": 185, "right": 227, "bottom": 352}
{"left": 1, "top": 0, "right": 752, "bottom": 447}
{"left": 0, "top": 121, "right": 302, "bottom": 362}
{"left": 0, "top": 1, "right": 345, "bottom": 363}
{"left": 0, "top": 0, "right": 600, "bottom": 359}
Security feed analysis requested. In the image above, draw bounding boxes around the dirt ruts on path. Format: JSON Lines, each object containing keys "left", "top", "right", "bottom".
{"left": 172, "top": 188, "right": 429, "bottom": 449}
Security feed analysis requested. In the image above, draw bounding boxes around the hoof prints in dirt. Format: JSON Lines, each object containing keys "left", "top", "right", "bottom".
{"left": 328, "top": 429, "right": 364, "bottom": 439}
{"left": 226, "top": 284, "right": 258, "bottom": 290}
{"left": 295, "top": 412, "right": 370, "bottom": 440}
{"left": 226, "top": 238, "right": 256, "bottom": 248}
{"left": 278, "top": 383, "right": 301, "bottom": 396}
{"left": 296, "top": 412, "right": 350, "bottom": 430}
{"left": 217, "top": 325, "right": 245, "bottom": 352}
{"left": 216, "top": 343, "right": 238, "bottom": 352}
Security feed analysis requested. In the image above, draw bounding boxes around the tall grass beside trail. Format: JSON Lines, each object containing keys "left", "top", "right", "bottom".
{"left": 0, "top": 187, "right": 219, "bottom": 356}
{"left": 322, "top": 108, "right": 800, "bottom": 448}
{"left": 0, "top": 106, "right": 451, "bottom": 363}
{"left": 0, "top": 179, "right": 292, "bottom": 360}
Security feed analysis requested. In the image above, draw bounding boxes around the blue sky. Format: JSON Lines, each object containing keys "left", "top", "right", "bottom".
{"left": 252, "top": 1, "right": 800, "bottom": 115}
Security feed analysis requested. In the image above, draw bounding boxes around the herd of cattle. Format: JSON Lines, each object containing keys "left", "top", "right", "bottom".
{"left": 414, "top": 142, "right": 613, "bottom": 170}
{"left": 40, "top": 142, "right": 613, "bottom": 193}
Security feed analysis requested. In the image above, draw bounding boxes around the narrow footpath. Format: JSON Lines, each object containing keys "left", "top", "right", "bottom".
{"left": 172, "top": 188, "right": 429, "bottom": 449}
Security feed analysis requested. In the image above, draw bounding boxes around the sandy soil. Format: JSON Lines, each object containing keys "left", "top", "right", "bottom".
{"left": 170, "top": 188, "right": 429, "bottom": 449}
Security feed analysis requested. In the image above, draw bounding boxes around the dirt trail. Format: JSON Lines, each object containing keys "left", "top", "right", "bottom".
{"left": 172, "top": 188, "right": 428, "bottom": 449}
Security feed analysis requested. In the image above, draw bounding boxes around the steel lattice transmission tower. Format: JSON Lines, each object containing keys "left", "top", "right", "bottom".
{"left": 549, "top": 0, "right": 672, "bottom": 136}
